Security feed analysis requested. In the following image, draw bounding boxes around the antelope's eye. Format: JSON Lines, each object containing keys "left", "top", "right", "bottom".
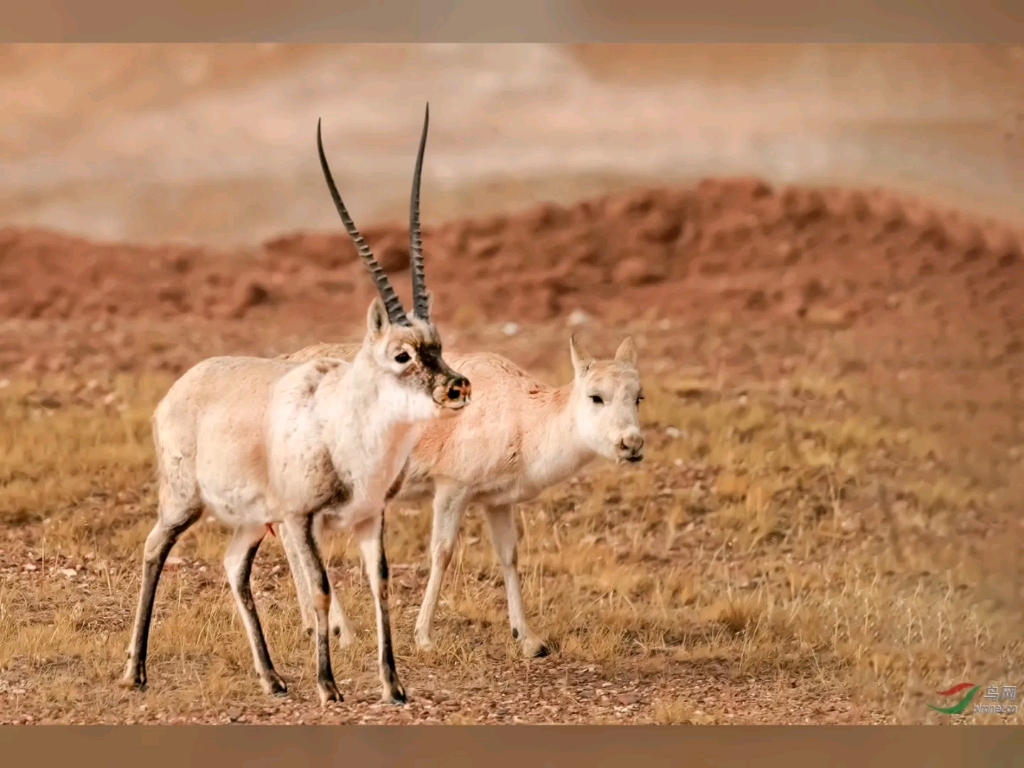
{"left": 590, "top": 395, "right": 604, "bottom": 405}
{"left": 395, "top": 351, "right": 411, "bottom": 364}
{"left": 636, "top": 394, "right": 645, "bottom": 405}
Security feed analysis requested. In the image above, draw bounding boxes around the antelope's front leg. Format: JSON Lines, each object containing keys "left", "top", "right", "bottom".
{"left": 280, "top": 515, "right": 357, "bottom": 647}
{"left": 355, "top": 512, "right": 406, "bottom": 704}
{"left": 282, "top": 513, "right": 342, "bottom": 706}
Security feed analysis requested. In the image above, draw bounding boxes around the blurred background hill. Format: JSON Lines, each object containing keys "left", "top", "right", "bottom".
{"left": 1, "top": 43, "right": 1021, "bottom": 245}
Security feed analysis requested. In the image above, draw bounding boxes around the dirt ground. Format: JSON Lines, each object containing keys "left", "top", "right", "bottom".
{"left": 1, "top": 178, "right": 1023, "bottom": 724}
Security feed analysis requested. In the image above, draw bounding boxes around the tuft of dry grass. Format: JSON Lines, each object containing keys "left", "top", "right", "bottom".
{"left": 0, "top": 317, "right": 1021, "bottom": 724}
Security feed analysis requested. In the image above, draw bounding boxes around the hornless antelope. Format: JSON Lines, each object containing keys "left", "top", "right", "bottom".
{"left": 120, "top": 105, "right": 471, "bottom": 705}
{"left": 281, "top": 332, "right": 645, "bottom": 659}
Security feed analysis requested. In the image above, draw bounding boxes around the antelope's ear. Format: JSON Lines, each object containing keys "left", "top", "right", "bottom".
{"left": 367, "top": 297, "right": 390, "bottom": 341}
{"left": 614, "top": 336, "right": 638, "bottom": 366}
{"left": 569, "top": 335, "right": 592, "bottom": 378}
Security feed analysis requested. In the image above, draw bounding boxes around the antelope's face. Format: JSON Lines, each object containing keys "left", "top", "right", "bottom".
{"left": 365, "top": 298, "right": 472, "bottom": 420}
{"left": 569, "top": 336, "right": 645, "bottom": 464}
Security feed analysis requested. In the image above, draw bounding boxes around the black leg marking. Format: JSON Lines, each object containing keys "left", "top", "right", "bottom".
{"left": 378, "top": 520, "right": 404, "bottom": 702}
{"left": 296, "top": 514, "right": 341, "bottom": 704}
{"left": 230, "top": 532, "right": 286, "bottom": 696}
{"left": 123, "top": 511, "right": 201, "bottom": 690}
{"left": 379, "top": 516, "right": 400, "bottom": 697}
{"left": 384, "top": 461, "right": 408, "bottom": 503}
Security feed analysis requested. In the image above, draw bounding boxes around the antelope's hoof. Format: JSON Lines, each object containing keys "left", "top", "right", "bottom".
{"left": 384, "top": 683, "right": 408, "bottom": 706}
{"left": 520, "top": 636, "right": 550, "bottom": 659}
{"left": 317, "top": 679, "right": 343, "bottom": 706}
{"left": 414, "top": 634, "right": 435, "bottom": 653}
{"left": 119, "top": 673, "right": 147, "bottom": 691}
{"left": 260, "top": 671, "right": 288, "bottom": 696}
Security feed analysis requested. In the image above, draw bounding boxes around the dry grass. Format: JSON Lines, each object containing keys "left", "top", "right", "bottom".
{"left": 0, "top": 317, "right": 1021, "bottom": 724}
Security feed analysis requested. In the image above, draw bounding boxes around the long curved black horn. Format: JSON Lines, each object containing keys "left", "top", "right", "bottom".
{"left": 317, "top": 118, "right": 410, "bottom": 326}
{"left": 409, "top": 103, "right": 430, "bottom": 321}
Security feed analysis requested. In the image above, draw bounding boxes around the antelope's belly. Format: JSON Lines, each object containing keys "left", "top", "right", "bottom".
{"left": 198, "top": 478, "right": 276, "bottom": 525}
{"left": 319, "top": 496, "right": 382, "bottom": 532}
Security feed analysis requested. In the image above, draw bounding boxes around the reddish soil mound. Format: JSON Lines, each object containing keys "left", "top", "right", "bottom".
{"left": 1, "top": 178, "right": 1021, "bottom": 341}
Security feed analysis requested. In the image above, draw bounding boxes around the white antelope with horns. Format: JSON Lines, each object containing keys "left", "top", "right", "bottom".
{"left": 120, "top": 104, "right": 471, "bottom": 705}
{"left": 281, "top": 329, "right": 645, "bottom": 659}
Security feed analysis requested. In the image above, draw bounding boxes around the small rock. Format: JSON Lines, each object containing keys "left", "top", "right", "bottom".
{"left": 22, "top": 563, "right": 37, "bottom": 572}
{"left": 502, "top": 322, "right": 520, "bottom": 336}
{"left": 612, "top": 256, "right": 666, "bottom": 287}
{"left": 744, "top": 290, "right": 769, "bottom": 311}
{"left": 617, "top": 693, "right": 642, "bottom": 706}
{"left": 377, "top": 241, "right": 411, "bottom": 273}
{"left": 60, "top": 568, "right": 77, "bottom": 579}
{"left": 567, "top": 309, "right": 590, "bottom": 327}
{"left": 665, "top": 426, "right": 681, "bottom": 439}
{"left": 165, "top": 557, "right": 185, "bottom": 569}
{"left": 804, "top": 305, "right": 857, "bottom": 329}
{"left": 776, "top": 241, "right": 797, "bottom": 261}
{"left": 228, "top": 280, "right": 271, "bottom": 319}
{"left": 0, "top": 378, "right": 9, "bottom": 389}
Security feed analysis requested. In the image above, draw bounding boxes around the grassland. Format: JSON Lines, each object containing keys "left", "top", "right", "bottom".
{"left": 1, "top": 313, "right": 1020, "bottom": 724}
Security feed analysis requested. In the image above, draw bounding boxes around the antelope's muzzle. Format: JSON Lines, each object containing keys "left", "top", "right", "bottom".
{"left": 617, "top": 432, "right": 645, "bottom": 463}
{"left": 442, "top": 374, "right": 471, "bottom": 409}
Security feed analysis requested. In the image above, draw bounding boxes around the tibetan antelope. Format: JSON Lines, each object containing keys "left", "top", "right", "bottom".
{"left": 281, "top": 333, "right": 644, "bottom": 659}
{"left": 120, "top": 105, "right": 471, "bottom": 705}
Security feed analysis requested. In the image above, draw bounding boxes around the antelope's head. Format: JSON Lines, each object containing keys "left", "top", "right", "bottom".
{"left": 568, "top": 335, "right": 645, "bottom": 464}
{"left": 317, "top": 105, "right": 471, "bottom": 421}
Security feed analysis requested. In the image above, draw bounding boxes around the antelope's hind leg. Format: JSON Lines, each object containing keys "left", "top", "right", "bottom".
{"left": 414, "top": 482, "right": 470, "bottom": 652}
{"left": 485, "top": 504, "right": 549, "bottom": 658}
{"left": 121, "top": 483, "right": 202, "bottom": 690}
{"left": 224, "top": 524, "right": 287, "bottom": 696}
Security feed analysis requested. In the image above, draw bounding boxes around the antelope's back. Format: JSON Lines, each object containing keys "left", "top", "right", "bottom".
{"left": 153, "top": 356, "right": 297, "bottom": 454}
{"left": 406, "top": 351, "right": 564, "bottom": 483}
{"left": 284, "top": 342, "right": 361, "bottom": 364}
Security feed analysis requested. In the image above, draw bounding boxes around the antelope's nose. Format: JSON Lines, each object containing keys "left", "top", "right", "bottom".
{"left": 618, "top": 433, "right": 644, "bottom": 462}
{"left": 447, "top": 376, "right": 471, "bottom": 405}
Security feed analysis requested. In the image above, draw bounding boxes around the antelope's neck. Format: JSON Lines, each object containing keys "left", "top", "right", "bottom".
{"left": 316, "top": 359, "right": 413, "bottom": 466}
{"left": 521, "top": 384, "right": 596, "bottom": 491}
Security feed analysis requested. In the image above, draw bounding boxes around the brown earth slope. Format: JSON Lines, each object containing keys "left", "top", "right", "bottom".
{"left": 1, "top": 177, "right": 1020, "bottom": 353}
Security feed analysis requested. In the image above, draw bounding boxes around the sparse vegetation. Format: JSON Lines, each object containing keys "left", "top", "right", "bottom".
{"left": 1, "top": 311, "right": 1020, "bottom": 724}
